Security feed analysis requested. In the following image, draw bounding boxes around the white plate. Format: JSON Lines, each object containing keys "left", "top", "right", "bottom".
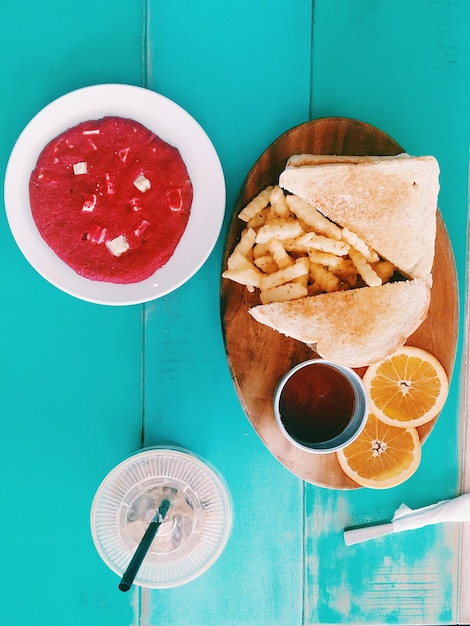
{"left": 4, "top": 84, "right": 226, "bottom": 305}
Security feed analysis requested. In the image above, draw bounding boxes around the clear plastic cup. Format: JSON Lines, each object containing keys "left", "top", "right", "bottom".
{"left": 90, "top": 446, "right": 233, "bottom": 588}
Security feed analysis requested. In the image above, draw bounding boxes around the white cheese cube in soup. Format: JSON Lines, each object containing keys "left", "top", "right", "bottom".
{"left": 133, "top": 174, "right": 151, "bottom": 193}
{"left": 106, "top": 235, "right": 129, "bottom": 257}
{"left": 73, "top": 161, "right": 88, "bottom": 175}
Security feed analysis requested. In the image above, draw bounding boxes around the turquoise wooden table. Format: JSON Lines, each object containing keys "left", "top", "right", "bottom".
{"left": 1, "top": 1, "right": 469, "bottom": 625}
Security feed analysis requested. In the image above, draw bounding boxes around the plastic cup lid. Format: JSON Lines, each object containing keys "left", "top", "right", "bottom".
{"left": 90, "top": 447, "right": 232, "bottom": 588}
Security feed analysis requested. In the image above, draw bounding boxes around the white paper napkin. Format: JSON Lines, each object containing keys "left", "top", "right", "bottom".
{"left": 344, "top": 493, "right": 470, "bottom": 545}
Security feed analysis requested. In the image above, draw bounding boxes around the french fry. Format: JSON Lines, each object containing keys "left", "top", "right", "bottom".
{"left": 373, "top": 260, "right": 396, "bottom": 282}
{"left": 225, "top": 186, "right": 399, "bottom": 304}
{"left": 286, "top": 194, "right": 342, "bottom": 240}
{"left": 307, "top": 282, "right": 325, "bottom": 296}
{"left": 255, "top": 220, "right": 303, "bottom": 244}
{"left": 254, "top": 254, "right": 279, "bottom": 274}
{"left": 266, "top": 239, "right": 294, "bottom": 269}
{"left": 281, "top": 237, "right": 308, "bottom": 253}
{"left": 349, "top": 248, "right": 382, "bottom": 287}
{"left": 296, "top": 256, "right": 310, "bottom": 272}
{"left": 338, "top": 274, "right": 358, "bottom": 288}
{"left": 238, "top": 186, "right": 274, "bottom": 221}
{"left": 252, "top": 243, "right": 269, "bottom": 258}
{"left": 260, "top": 282, "right": 308, "bottom": 304}
{"left": 227, "top": 249, "right": 253, "bottom": 271}
{"left": 309, "top": 262, "right": 341, "bottom": 293}
{"left": 334, "top": 260, "right": 359, "bottom": 287}
{"left": 230, "top": 227, "right": 257, "bottom": 259}
{"left": 308, "top": 249, "right": 349, "bottom": 271}
{"left": 333, "top": 258, "right": 357, "bottom": 273}
{"left": 269, "top": 186, "right": 291, "bottom": 217}
{"left": 290, "top": 232, "right": 350, "bottom": 256}
{"left": 261, "top": 257, "right": 308, "bottom": 291}
{"left": 292, "top": 257, "right": 310, "bottom": 288}
{"left": 247, "top": 207, "right": 270, "bottom": 230}
{"left": 222, "top": 267, "right": 264, "bottom": 289}
{"left": 341, "top": 227, "right": 379, "bottom": 263}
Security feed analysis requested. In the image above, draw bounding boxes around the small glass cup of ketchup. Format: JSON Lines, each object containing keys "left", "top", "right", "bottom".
{"left": 273, "top": 359, "right": 368, "bottom": 454}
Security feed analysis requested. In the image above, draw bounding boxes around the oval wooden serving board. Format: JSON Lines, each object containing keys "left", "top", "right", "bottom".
{"left": 220, "top": 117, "right": 459, "bottom": 489}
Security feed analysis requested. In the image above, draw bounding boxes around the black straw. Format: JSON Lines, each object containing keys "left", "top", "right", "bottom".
{"left": 118, "top": 499, "right": 171, "bottom": 592}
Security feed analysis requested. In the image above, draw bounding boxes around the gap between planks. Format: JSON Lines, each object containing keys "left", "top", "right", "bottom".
{"left": 459, "top": 153, "right": 470, "bottom": 625}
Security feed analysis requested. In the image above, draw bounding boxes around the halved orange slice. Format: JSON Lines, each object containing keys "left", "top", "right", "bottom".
{"left": 337, "top": 413, "right": 421, "bottom": 489}
{"left": 363, "top": 346, "right": 449, "bottom": 428}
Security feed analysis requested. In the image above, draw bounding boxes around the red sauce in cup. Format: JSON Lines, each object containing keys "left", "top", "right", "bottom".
{"left": 278, "top": 362, "right": 356, "bottom": 445}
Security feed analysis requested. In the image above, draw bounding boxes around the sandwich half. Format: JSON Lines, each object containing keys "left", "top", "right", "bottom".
{"left": 279, "top": 154, "right": 439, "bottom": 281}
{"left": 249, "top": 279, "right": 430, "bottom": 368}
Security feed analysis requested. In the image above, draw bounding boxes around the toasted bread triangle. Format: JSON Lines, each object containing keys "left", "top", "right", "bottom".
{"left": 279, "top": 154, "right": 439, "bottom": 280}
{"left": 249, "top": 279, "right": 431, "bottom": 368}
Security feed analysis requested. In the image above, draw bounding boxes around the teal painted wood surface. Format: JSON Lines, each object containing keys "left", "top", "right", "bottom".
{"left": 0, "top": 1, "right": 144, "bottom": 625}
{"left": 0, "top": 0, "right": 468, "bottom": 625}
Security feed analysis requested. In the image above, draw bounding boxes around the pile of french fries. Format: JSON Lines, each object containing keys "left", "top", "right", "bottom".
{"left": 222, "top": 185, "right": 396, "bottom": 305}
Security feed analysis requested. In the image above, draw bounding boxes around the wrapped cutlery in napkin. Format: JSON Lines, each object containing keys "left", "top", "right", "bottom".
{"left": 344, "top": 493, "right": 470, "bottom": 546}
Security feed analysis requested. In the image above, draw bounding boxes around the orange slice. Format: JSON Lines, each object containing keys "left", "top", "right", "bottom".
{"left": 362, "top": 346, "right": 449, "bottom": 428}
{"left": 337, "top": 413, "right": 421, "bottom": 489}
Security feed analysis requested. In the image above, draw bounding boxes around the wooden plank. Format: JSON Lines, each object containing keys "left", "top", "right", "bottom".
{"left": 142, "top": 0, "right": 312, "bottom": 623}
{"left": 0, "top": 2, "right": 145, "bottom": 625}
{"left": 307, "top": 1, "right": 470, "bottom": 623}
{"left": 305, "top": 489, "right": 459, "bottom": 625}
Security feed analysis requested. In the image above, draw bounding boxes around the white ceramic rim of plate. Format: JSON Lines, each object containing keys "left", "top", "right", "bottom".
{"left": 4, "top": 84, "right": 226, "bottom": 305}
